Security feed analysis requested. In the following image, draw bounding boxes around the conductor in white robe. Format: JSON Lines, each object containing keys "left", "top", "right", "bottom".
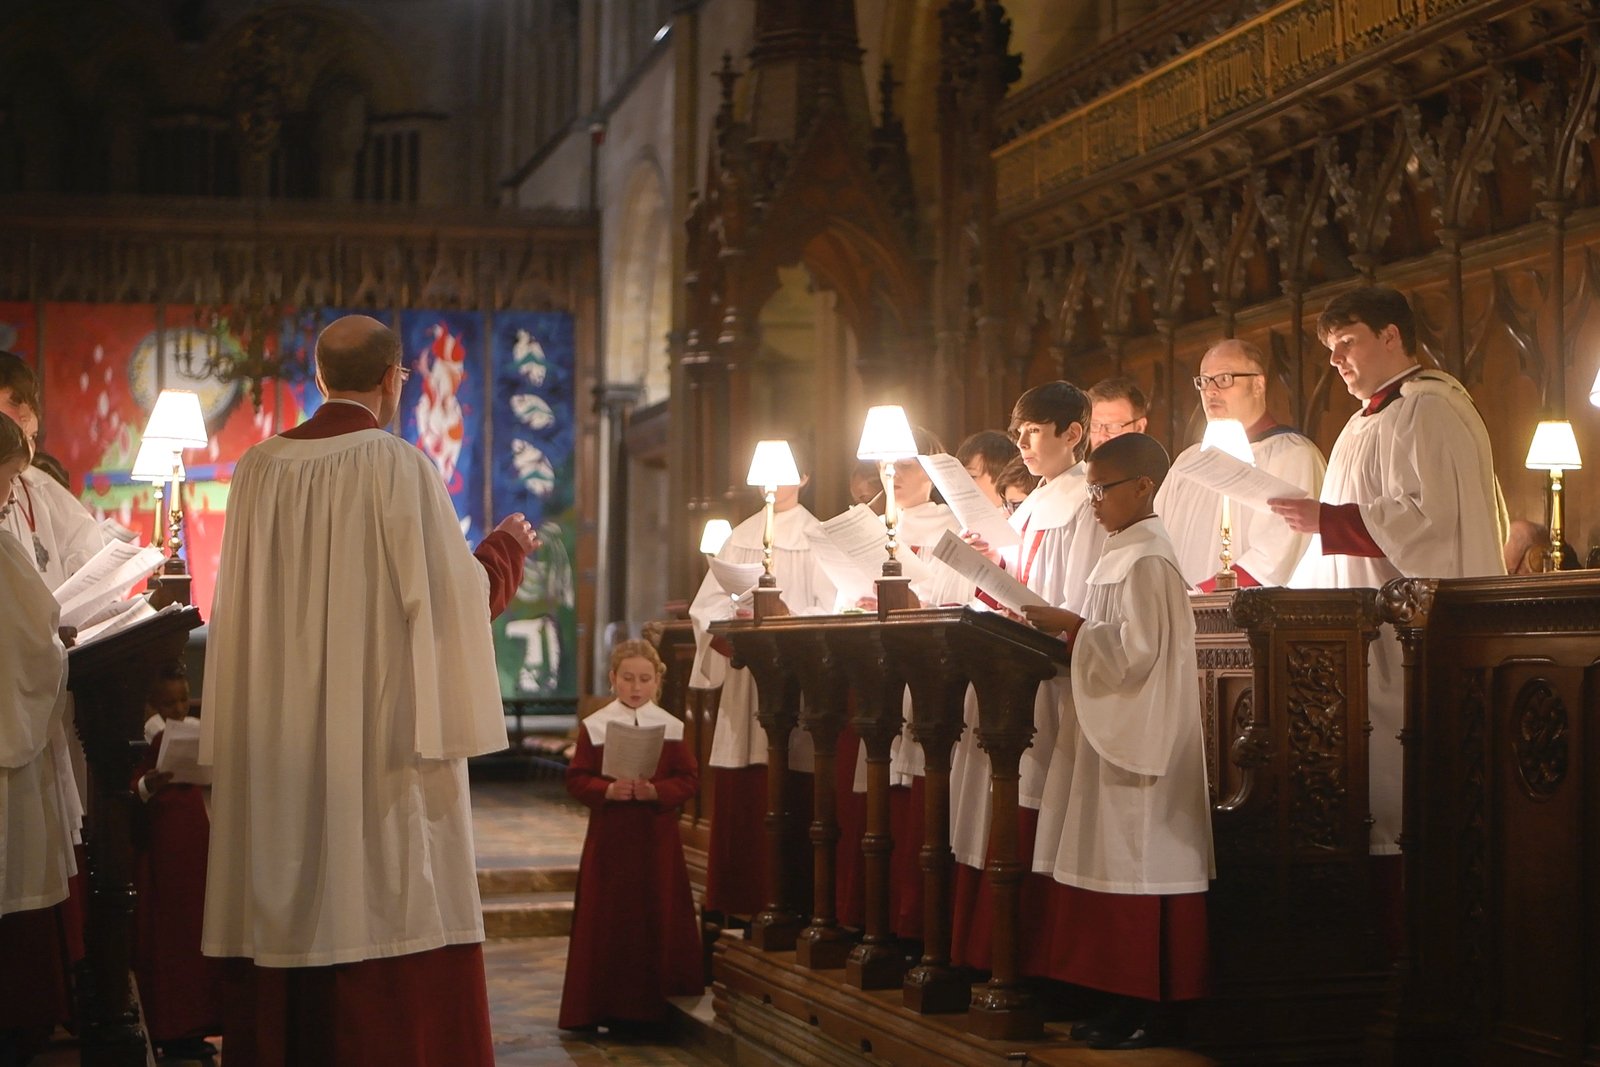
{"left": 1155, "top": 338, "right": 1325, "bottom": 588}
{"left": 1269, "top": 286, "right": 1505, "bottom": 943}
{"left": 200, "top": 316, "right": 539, "bottom": 1067}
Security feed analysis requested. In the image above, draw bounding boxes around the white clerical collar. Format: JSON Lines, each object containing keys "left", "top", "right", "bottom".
{"left": 323, "top": 397, "right": 381, "bottom": 420}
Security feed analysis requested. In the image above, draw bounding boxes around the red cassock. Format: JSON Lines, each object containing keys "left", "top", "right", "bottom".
{"left": 559, "top": 729, "right": 704, "bottom": 1030}
{"left": 131, "top": 733, "right": 222, "bottom": 1043}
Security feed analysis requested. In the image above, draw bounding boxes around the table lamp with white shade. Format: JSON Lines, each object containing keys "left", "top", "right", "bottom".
{"left": 699, "top": 518, "right": 733, "bottom": 556}
{"left": 139, "top": 389, "right": 210, "bottom": 605}
{"left": 1525, "top": 419, "right": 1582, "bottom": 571}
{"left": 745, "top": 440, "right": 802, "bottom": 620}
{"left": 1590, "top": 364, "right": 1600, "bottom": 408}
{"left": 1201, "top": 417, "right": 1254, "bottom": 591}
{"left": 856, "top": 405, "right": 920, "bottom": 612}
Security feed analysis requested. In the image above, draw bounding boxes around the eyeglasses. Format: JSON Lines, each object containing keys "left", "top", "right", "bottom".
{"left": 1193, "top": 371, "right": 1261, "bottom": 391}
{"left": 1002, "top": 497, "right": 1024, "bottom": 514}
{"left": 1089, "top": 418, "right": 1139, "bottom": 436}
{"left": 1086, "top": 476, "right": 1141, "bottom": 502}
{"left": 394, "top": 365, "right": 412, "bottom": 383}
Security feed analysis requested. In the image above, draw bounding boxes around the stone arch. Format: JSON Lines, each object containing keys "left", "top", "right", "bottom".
{"left": 605, "top": 158, "right": 672, "bottom": 402}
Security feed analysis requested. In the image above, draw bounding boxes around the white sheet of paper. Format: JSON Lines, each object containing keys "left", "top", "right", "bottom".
{"left": 708, "top": 557, "right": 764, "bottom": 597}
{"left": 819, "top": 504, "right": 933, "bottom": 583}
{"left": 1173, "top": 448, "right": 1310, "bottom": 513}
{"left": 930, "top": 529, "right": 1050, "bottom": 614}
{"left": 803, "top": 530, "right": 876, "bottom": 607}
{"left": 155, "top": 718, "right": 211, "bottom": 785}
{"left": 76, "top": 596, "right": 157, "bottom": 644}
{"left": 918, "top": 453, "right": 1021, "bottom": 548}
{"left": 53, "top": 540, "right": 166, "bottom": 629}
{"left": 600, "top": 720, "right": 666, "bottom": 780}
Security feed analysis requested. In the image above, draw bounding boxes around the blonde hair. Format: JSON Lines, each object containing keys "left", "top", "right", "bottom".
{"left": 609, "top": 639, "right": 666, "bottom": 696}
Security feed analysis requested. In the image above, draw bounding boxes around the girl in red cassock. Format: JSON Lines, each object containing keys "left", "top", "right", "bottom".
{"left": 558, "top": 639, "right": 703, "bottom": 1031}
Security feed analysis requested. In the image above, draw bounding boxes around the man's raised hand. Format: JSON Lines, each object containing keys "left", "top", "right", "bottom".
{"left": 494, "top": 512, "right": 542, "bottom": 555}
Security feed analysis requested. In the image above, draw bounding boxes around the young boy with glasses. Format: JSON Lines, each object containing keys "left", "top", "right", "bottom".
{"left": 1021, "top": 432, "right": 1213, "bottom": 1050}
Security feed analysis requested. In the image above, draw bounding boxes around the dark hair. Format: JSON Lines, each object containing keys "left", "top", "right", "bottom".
{"left": 0, "top": 351, "right": 39, "bottom": 412}
{"left": 1010, "top": 381, "right": 1089, "bottom": 462}
{"left": 1086, "top": 376, "right": 1148, "bottom": 417}
{"left": 994, "top": 454, "right": 1039, "bottom": 496}
{"left": 955, "top": 431, "right": 1015, "bottom": 483}
{"left": 315, "top": 318, "right": 403, "bottom": 391}
{"left": 1089, "top": 431, "right": 1171, "bottom": 491}
{"left": 911, "top": 425, "right": 945, "bottom": 456}
{"left": 1317, "top": 286, "right": 1416, "bottom": 355}
{"left": 0, "top": 412, "right": 28, "bottom": 465}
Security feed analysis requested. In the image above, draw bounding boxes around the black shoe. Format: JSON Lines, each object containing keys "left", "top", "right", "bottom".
{"left": 1103, "top": 1020, "right": 1170, "bottom": 1050}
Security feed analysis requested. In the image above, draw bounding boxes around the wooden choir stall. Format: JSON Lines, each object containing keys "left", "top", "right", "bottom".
{"left": 66, "top": 607, "right": 203, "bottom": 1067}
{"left": 1376, "top": 572, "right": 1600, "bottom": 1066}
{"left": 683, "top": 586, "right": 1388, "bottom": 1065}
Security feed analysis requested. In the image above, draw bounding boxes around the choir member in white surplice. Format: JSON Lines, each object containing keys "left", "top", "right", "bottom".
{"left": 200, "top": 316, "right": 539, "bottom": 1067}
{"left": 1269, "top": 287, "right": 1505, "bottom": 945}
{"left": 1154, "top": 339, "right": 1325, "bottom": 589}
{"left": 0, "top": 414, "right": 79, "bottom": 1063}
{"left": 1022, "top": 433, "right": 1213, "bottom": 1051}
{"left": 947, "top": 381, "right": 1106, "bottom": 969}
{"left": 687, "top": 467, "right": 835, "bottom": 917}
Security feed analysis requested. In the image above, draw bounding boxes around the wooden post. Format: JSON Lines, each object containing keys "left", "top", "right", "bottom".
{"left": 882, "top": 623, "right": 970, "bottom": 1014}
{"left": 67, "top": 607, "right": 203, "bottom": 1067}
{"left": 829, "top": 624, "right": 908, "bottom": 990}
{"left": 788, "top": 630, "right": 853, "bottom": 970}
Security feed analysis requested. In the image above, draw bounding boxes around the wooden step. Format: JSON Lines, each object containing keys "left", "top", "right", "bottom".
{"left": 482, "top": 891, "right": 574, "bottom": 939}
{"left": 477, "top": 865, "right": 578, "bottom": 897}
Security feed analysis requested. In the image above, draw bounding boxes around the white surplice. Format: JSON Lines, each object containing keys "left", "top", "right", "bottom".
{"left": 1033, "top": 518, "right": 1214, "bottom": 893}
{"left": 200, "top": 428, "right": 508, "bottom": 967}
{"left": 0, "top": 530, "right": 79, "bottom": 916}
{"left": 947, "top": 465, "right": 1105, "bottom": 866}
{"left": 1290, "top": 369, "right": 1506, "bottom": 855}
{"left": 2, "top": 467, "right": 107, "bottom": 590}
{"left": 687, "top": 505, "right": 835, "bottom": 771}
{"left": 3, "top": 467, "right": 107, "bottom": 814}
{"left": 1156, "top": 430, "right": 1326, "bottom": 587}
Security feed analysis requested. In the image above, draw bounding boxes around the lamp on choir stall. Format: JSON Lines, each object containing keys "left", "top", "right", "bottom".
{"left": 140, "top": 389, "right": 211, "bottom": 606}
{"left": 745, "top": 440, "right": 801, "bottom": 593}
{"left": 857, "top": 405, "right": 919, "bottom": 612}
{"left": 1590, "top": 364, "right": 1600, "bottom": 407}
{"left": 1525, "top": 420, "right": 1582, "bottom": 571}
{"left": 130, "top": 437, "right": 183, "bottom": 532}
{"left": 1201, "top": 418, "right": 1254, "bottom": 591}
{"left": 699, "top": 519, "right": 733, "bottom": 556}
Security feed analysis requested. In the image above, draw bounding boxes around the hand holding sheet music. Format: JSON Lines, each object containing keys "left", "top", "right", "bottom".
{"left": 930, "top": 530, "right": 1049, "bottom": 614}
{"left": 1172, "top": 448, "right": 1310, "bottom": 514}
{"left": 601, "top": 720, "right": 666, "bottom": 781}
{"left": 52, "top": 539, "right": 166, "bottom": 630}
{"left": 155, "top": 718, "right": 211, "bottom": 786}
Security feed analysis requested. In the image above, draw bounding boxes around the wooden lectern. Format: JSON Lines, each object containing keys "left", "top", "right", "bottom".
{"left": 66, "top": 606, "right": 203, "bottom": 1067}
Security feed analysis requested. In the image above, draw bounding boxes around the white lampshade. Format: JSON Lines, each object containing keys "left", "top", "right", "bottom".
{"left": 856, "top": 405, "right": 917, "bottom": 461}
{"left": 131, "top": 438, "right": 184, "bottom": 484}
{"left": 1201, "top": 418, "right": 1255, "bottom": 465}
{"left": 1590, "top": 365, "right": 1600, "bottom": 408}
{"left": 143, "top": 389, "right": 209, "bottom": 449}
{"left": 699, "top": 519, "right": 733, "bottom": 555}
{"left": 1525, "top": 420, "right": 1583, "bottom": 471}
{"left": 746, "top": 439, "right": 802, "bottom": 488}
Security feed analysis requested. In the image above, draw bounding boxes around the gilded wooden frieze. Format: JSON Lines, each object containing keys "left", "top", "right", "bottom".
{"left": 1266, "top": 0, "right": 1341, "bottom": 94}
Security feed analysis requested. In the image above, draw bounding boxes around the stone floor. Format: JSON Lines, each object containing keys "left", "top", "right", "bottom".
{"left": 32, "top": 774, "right": 719, "bottom": 1066}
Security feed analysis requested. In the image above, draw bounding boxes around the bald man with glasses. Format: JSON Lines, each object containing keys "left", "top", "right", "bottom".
{"left": 1154, "top": 338, "right": 1326, "bottom": 589}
